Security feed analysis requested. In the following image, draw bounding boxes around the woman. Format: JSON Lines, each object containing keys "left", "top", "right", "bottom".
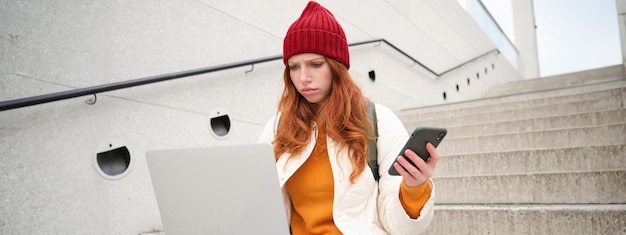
{"left": 258, "top": 1, "right": 438, "bottom": 234}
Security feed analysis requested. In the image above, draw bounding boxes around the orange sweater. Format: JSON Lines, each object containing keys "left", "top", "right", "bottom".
{"left": 285, "top": 128, "right": 431, "bottom": 234}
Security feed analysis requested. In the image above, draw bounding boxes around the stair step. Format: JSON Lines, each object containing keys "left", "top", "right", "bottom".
{"left": 433, "top": 170, "right": 626, "bottom": 204}
{"left": 437, "top": 145, "right": 626, "bottom": 176}
{"left": 400, "top": 79, "right": 626, "bottom": 116}
{"left": 484, "top": 65, "right": 625, "bottom": 97}
{"left": 400, "top": 86, "right": 625, "bottom": 125}
{"left": 424, "top": 204, "right": 626, "bottom": 235}
{"left": 438, "top": 123, "right": 626, "bottom": 155}
{"left": 405, "top": 99, "right": 623, "bottom": 129}
{"left": 481, "top": 77, "right": 625, "bottom": 108}
{"left": 431, "top": 109, "right": 626, "bottom": 138}
{"left": 486, "top": 77, "right": 625, "bottom": 97}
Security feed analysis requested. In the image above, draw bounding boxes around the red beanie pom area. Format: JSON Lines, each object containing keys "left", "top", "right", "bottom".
{"left": 283, "top": 1, "right": 350, "bottom": 69}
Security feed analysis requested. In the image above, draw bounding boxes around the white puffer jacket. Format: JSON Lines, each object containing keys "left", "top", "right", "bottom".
{"left": 258, "top": 103, "right": 434, "bottom": 234}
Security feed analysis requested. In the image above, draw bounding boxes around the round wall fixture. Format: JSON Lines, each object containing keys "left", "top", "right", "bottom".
{"left": 208, "top": 109, "right": 231, "bottom": 139}
{"left": 94, "top": 139, "right": 133, "bottom": 180}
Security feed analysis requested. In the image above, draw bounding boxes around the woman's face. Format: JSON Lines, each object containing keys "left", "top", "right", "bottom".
{"left": 287, "top": 53, "right": 333, "bottom": 104}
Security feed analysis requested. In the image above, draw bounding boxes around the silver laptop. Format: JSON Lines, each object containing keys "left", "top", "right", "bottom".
{"left": 146, "top": 143, "right": 289, "bottom": 235}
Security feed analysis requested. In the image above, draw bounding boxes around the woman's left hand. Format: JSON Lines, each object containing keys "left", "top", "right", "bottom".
{"left": 392, "top": 142, "right": 440, "bottom": 187}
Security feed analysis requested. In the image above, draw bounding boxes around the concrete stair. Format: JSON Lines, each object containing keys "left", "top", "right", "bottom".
{"left": 482, "top": 64, "right": 625, "bottom": 97}
{"left": 397, "top": 68, "right": 626, "bottom": 234}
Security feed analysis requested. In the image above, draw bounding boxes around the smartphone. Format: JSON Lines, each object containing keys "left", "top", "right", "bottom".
{"left": 388, "top": 126, "right": 447, "bottom": 176}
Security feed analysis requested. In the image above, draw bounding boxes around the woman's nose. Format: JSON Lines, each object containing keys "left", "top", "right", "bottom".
{"left": 298, "top": 68, "right": 311, "bottom": 83}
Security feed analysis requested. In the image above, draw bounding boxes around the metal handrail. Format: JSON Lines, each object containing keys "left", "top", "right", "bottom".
{"left": 0, "top": 56, "right": 281, "bottom": 111}
{"left": 0, "top": 39, "right": 496, "bottom": 111}
{"left": 438, "top": 48, "right": 500, "bottom": 76}
{"left": 351, "top": 39, "right": 438, "bottom": 75}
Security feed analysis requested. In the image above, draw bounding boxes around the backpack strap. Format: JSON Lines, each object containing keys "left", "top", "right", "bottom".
{"left": 365, "top": 101, "right": 379, "bottom": 181}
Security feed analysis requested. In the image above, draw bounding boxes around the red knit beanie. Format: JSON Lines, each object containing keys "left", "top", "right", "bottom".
{"left": 283, "top": 1, "right": 350, "bottom": 68}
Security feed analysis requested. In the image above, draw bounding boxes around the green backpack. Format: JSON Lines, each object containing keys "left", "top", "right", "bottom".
{"left": 365, "top": 101, "right": 379, "bottom": 181}
{"left": 278, "top": 101, "right": 379, "bottom": 181}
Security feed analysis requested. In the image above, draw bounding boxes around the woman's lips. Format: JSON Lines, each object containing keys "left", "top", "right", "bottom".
{"left": 301, "top": 88, "right": 317, "bottom": 95}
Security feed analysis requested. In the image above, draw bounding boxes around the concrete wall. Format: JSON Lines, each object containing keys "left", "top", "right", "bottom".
{"left": 0, "top": 0, "right": 521, "bottom": 233}
{"left": 513, "top": 0, "right": 540, "bottom": 79}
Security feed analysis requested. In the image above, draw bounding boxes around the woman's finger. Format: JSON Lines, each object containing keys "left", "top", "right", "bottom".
{"left": 425, "top": 142, "right": 440, "bottom": 171}
{"left": 404, "top": 149, "right": 432, "bottom": 177}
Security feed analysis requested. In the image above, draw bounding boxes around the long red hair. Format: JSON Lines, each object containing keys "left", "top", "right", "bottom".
{"left": 273, "top": 57, "right": 373, "bottom": 183}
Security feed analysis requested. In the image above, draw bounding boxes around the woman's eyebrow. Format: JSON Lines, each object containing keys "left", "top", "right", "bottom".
{"left": 305, "top": 57, "right": 325, "bottom": 62}
{"left": 287, "top": 57, "right": 325, "bottom": 64}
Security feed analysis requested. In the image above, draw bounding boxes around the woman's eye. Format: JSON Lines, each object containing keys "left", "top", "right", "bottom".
{"left": 311, "top": 63, "right": 322, "bottom": 68}
{"left": 288, "top": 65, "right": 299, "bottom": 70}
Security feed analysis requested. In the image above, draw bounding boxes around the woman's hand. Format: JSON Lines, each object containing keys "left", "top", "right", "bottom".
{"left": 392, "top": 143, "right": 440, "bottom": 187}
